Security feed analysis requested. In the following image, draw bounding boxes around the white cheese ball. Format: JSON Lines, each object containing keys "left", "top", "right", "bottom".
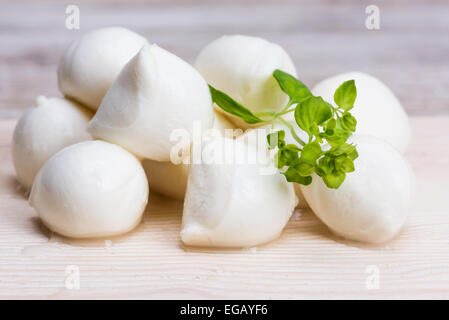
{"left": 88, "top": 44, "right": 214, "bottom": 161}
{"left": 142, "top": 111, "right": 236, "bottom": 200}
{"left": 312, "top": 72, "right": 411, "bottom": 153}
{"left": 195, "top": 35, "right": 297, "bottom": 128}
{"left": 210, "top": 111, "right": 237, "bottom": 137}
{"left": 29, "top": 140, "right": 149, "bottom": 238}
{"left": 142, "top": 160, "right": 189, "bottom": 200}
{"left": 181, "top": 136, "right": 297, "bottom": 247}
{"left": 238, "top": 120, "right": 309, "bottom": 208}
{"left": 58, "top": 27, "right": 148, "bottom": 110}
{"left": 301, "top": 135, "right": 415, "bottom": 243}
{"left": 12, "top": 96, "right": 92, "bottom": 189}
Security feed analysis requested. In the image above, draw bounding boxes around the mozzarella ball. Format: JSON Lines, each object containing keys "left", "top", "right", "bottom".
{"left": 142, "top": 160, "right": 189, "bottom": 200}
{"left": 181, "top": 136, "right": 297, "bottom": 247}
{"left": 312, "top": 72, "right": 411, "bottom": 152}
{"left": 88, "top": 44, "right": 214, "bottom": 161}
{"left": 210, "top": 111, "right": 237, "bottom": 137}
{"left": 301, "top": 135, "right": 415, "bottom": 243}
{"left": 29, "top": 141, "right": 148, "bottom": 238}
{"left": 142, "top": 111, "right": 236, "bottom": 200}
{"left": 12, "top": 96, "right": 92, "bottom": 189}
{"left": 58, "top": 27, "right": 148, "bottom": 110}
{"left": 195, "top": 35, "right": 297, "bottom": 128}
{"left": 238, "top": 120, "right": 309, "bottom": 208}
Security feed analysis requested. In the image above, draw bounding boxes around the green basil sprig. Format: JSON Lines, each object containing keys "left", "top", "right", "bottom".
{"left": 209, "top": 69, "right": 359, "bottom": 189}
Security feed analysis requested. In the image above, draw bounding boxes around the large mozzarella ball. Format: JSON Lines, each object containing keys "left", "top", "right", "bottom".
{"left": 142, "top": 111, "right": 236, "bottom": 200}
{"left": 312, "top": 72, "right": 411, "bottom": 153}
{"left": 88, "top": 44, "right": 214, "bottom": 161}
{"left": 29, "top": 141, "right": 148, "bottom": 238}
{"left": 58, "top": 27, "right": 148, "bottom": 110}
{"left": 195, "top": 35, "right": 297, "bottom": 128}
{"left": 238, "top": 120, "right": 309, "bottom": 208}
{"left": 12, "top": 96, "right": 92, "bottom": 189}
{"left": 181, "top": 136, "right": 297, "bottom": 247}
{"left": 301, "top": 135, "right": 415, "bottom": 243}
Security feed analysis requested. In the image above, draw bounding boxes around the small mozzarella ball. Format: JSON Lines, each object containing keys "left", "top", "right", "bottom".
{"left": 211, "top": 111, "right": 237, "bottom": 137}
{"left": 312, "top": 72, "right": 411, "bottom": 152}
{"left": 29, "top": 141, "right": 148, "bottom": 238}
{"left": 181, "top": 136, "right": 297, "bottom": 247}
{"left": 301, "top": 135, "right": 415, "bottom": 243}
{"left": 142, "top": 111, "right": 236, "bottom": 200}
{"left": 88, "top": 44, "right": 214, "bottom": 161}
{"left": 142, "top": 160, "right": 189, "bottom": 200}
{"left": 238, "top": 120, "right": 309, "bottom": 208}
{"left": 58, "top": 27, "right": 148, "bottom": 110}
{"left": 195, "top": 35, "right": 297, "bottom": 128}
{"left": 12, "top": 96, "right": 92, "bottom": 189}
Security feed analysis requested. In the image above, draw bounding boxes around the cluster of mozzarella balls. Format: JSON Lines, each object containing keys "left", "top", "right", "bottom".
{"left": 12, "top": 27, "right": 414, "bottom": 246}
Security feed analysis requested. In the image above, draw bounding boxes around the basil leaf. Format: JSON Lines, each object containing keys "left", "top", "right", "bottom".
{"left": 334, "top": 155, "right": 355, "bottom": 173}
{"left": 283, "top": 144, "right": 301, "bottom": 152}
{"left": 334, "top": 80, "right": 357, "bottom": 111}
{"left": 348, "top": 149, "right": 359, "bottom": 160}
{"left": 322, "top": 128, "right": 351, "bottom": 147}
{"left": 282, "top": 167, "right": 313, "bottom": 185}
{"left": 275, "top": 150, "right": 286, "bottom": 169}
{"left": 267, "top": 130, "right": 285, "bottom": 149}
{"left": 301, "top": 141, "right": 322, "bottom": 162}
{"left": 330, "top": 143, "right": 356, "bottom": 156}
{"left": 323, "top": 171, "right": 346, "bottom": 189}
{"left": 294, "top": 96, "right": 333, "bottom": 134}
{"left": 325, "top": 118, "right": 337, "bottom": 131}
{"left": 280, "top": 148, "right": 299, "bottom": 167}
{"left": 317, "top": 156, "right": 334, "bottom": 175}
{"left": 273, "top": 69, "right": 312, "bottom": 105}
{"left": 339, "top": 112, "right": 357, "bottom": 132}
{"left": 295, "top": 161, "right": 315, "bottom": 176}
{"left": 330, "top": 143, "right": 358, "bottom": 160}
{"left": 209, "top": 85, "right": 263, "bottom": 124}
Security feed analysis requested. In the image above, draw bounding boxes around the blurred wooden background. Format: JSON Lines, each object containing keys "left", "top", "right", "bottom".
{"left": 0, "top": 0, "right": 448, "bottom": 118}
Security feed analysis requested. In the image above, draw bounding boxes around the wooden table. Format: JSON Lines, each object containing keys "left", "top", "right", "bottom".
{"left": 1, "top": 0, "right": 448, "bottom": 299}
{"left": 0, "top": 116, "right": 448, "bottom": 299}
{"left": 1, "top": 0, "right": 448, "bottom": 118}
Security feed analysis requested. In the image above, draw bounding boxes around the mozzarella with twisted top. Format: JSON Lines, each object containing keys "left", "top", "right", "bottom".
{"left": 181, "top": 136, "right": 297, "bottom": 247}
{"left": 88, "top": 44, "right": 214, "bottom": 161}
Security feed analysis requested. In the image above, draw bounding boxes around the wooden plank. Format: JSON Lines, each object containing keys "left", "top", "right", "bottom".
{"left": 0, "top": 116, "right": 448, "bottom": 299}
{"left": 1, "top": 1, "right": 449, "bottom": 118}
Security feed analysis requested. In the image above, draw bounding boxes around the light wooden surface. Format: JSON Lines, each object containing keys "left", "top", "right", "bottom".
{"left": 1, "top": 0, "right": 449, "bottom": 118}
{"left": 0, "top": 116, "right": 448, "bottom": 299}
{"left": 1, "top": 0, "right": 449, "bottom": 299}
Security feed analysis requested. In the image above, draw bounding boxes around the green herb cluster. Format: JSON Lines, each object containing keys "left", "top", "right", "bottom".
{"left": 208, "top": 69, "right": 359, "bottom": 189}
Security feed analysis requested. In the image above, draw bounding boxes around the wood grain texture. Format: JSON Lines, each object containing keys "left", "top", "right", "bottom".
{"left": 1, "top": 0, "right": 448, "bottom": 118}
{"left": 0, "top": 116, "right": 448, "bottom": 299}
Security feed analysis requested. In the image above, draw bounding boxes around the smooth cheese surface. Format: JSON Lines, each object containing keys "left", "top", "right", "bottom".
{"left": 301, "top": 135, "right": 415, "bottom": 243}
{"left": 12, "top": 96, "right": 92, "bottom": 189}
{"left": 30, "top": 140, "right": 149, "bottom": 238}
{"left": 89, "top": 44, "right": 214, "bottom": 161}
